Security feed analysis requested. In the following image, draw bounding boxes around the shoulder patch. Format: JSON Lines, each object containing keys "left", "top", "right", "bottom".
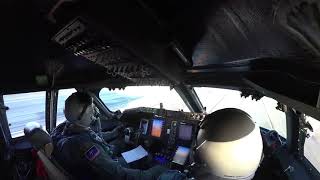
{"left": 85, "top": 145, "right": 100, "bottom": 161}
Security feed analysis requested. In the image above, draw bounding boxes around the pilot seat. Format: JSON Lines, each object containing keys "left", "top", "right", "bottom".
{"left": 24, "top": 122, "right": 69, "bottom": 180}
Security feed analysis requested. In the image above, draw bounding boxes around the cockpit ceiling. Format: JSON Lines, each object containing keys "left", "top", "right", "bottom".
{"left": 193, "top": 1, "right": 319, "bottom": 63}
{"left": 1, "top": 0, "right": 320, "bottom": 94}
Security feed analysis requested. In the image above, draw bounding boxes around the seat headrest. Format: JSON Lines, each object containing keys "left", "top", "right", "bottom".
{"left": 24, "top": 122, "right": 52, "bottom": 151}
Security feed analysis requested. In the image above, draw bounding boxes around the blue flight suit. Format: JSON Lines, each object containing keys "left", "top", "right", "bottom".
{"left": 51, "top": 123, "right": 168, "bottom": 180}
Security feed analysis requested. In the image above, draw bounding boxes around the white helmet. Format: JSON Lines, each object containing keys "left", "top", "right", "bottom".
{"left": 196, "top": 108, "right": 263, "bottom": 180}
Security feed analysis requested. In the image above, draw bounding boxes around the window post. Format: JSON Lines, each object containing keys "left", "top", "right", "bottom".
{"left": 174, "top": 84, "right": 204, "bottom": 113}
{"left": 45, "top": 90, "right": 58, "bottom": 133}
{"left": 0, "top": 95, "right": 12, "bottom": 160}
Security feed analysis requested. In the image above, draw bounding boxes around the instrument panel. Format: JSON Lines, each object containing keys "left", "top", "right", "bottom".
{"left": 120, "top": 107, "right": 205, "bottom": 167}
{"left": 118, "top": 107, "right": 290, "bottom": 179}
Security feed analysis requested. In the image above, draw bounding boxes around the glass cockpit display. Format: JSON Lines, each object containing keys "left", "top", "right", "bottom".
{"left": 151, "top": 119, "right": 164, "bottom": 137}
{"left": 178, "top": 124, "right": 192, "bottom": 141}
{"left": 172, "top": 146, "right": 190, "bottom": 165}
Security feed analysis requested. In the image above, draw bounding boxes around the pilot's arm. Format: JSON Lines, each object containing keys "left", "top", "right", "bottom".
{"left": 82, "top": 142, "right": 168, "bottom": 180}
{"left": 90, "top": 113, "right": 124, "bottom": 142}
{"left": 100, "top": 125, "right": 123, "bottom": 142}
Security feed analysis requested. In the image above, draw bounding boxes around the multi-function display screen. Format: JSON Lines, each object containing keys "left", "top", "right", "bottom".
{"left": 178, "top": 124, "right": 192, "bottom": 141}
{"left": 172, "top": 146, "right": 190, "bottom": 165}
{"left": 151, "top": 119, "right": 164, "bottom": 137}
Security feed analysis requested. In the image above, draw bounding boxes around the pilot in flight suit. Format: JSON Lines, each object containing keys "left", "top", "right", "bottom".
{"left": 51, "top": 92, "right": 168, "bottom": 180}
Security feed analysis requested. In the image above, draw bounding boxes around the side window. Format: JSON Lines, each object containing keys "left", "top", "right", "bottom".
{"left": 4, "top": 91, "right": 46, "bottom": 138}
{"left": 99, "top": 86, "right": 189, "bottom": 112}
{"left": 56, "top": 88, "right": 76, "bottom": 126}
{"left": 304, "top": 116, "right": 320, "bottom": 172}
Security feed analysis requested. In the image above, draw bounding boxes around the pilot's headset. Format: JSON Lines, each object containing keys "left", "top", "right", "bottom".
{"left": 64, "top": 92, "right": 96, "bottom": 128}
{"left": 194, "top": 108, "right": 263, "bottom": 180}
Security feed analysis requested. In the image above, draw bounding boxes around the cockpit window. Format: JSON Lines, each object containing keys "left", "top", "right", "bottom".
{"left": 4, "top": 91, "right": 46, "bottom": 138}
{"left": 194, "top": 87, "right": 287, "bottom": 138}
{"left": 99, "top": 86, "right": 190, "bottom": 112}
{"left": 304, "top": 116, "right": 320, "bottom": 172}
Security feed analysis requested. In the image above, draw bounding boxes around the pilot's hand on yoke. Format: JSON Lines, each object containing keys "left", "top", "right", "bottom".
{"left": 114, "top": 124, "right": 125, "bottom": 134}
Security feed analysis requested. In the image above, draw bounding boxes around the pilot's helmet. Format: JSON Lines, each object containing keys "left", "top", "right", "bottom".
{"left": 196, "top": 108, "right": 263, "bottom": 180}
{"left": 64, "top": 92, "right": 95, "bottom": 127}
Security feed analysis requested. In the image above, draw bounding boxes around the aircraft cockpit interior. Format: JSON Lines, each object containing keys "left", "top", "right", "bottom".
{"left": 1, "top": 0, "right": 320, "bottom": 180}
